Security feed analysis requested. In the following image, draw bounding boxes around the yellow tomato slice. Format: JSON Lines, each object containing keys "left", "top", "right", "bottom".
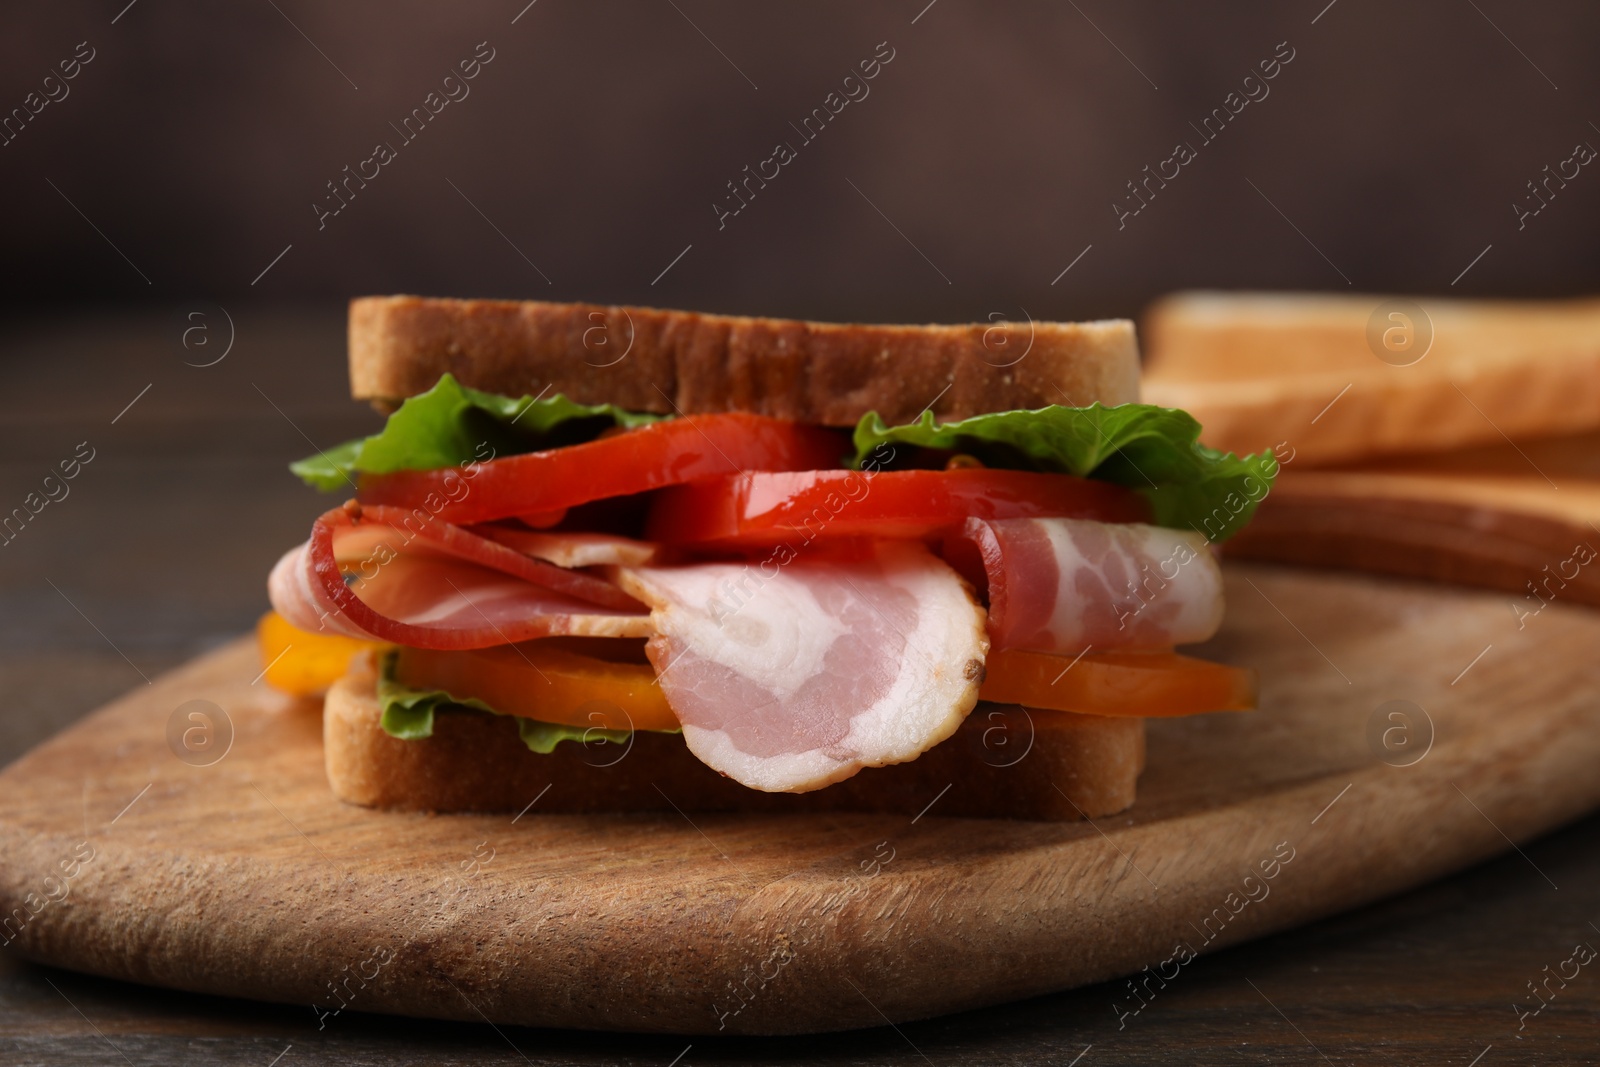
{"left": 393, "top": 639, "right": 678, "bottom": 732}
{"left": 257, "top": 611, "right": 383, "bottom": 696}
{"left": 980, "top": 648, "right": 1257, "bottom": 717}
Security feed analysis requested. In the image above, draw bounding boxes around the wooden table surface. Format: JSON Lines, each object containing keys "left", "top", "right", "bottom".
{"left": 2, "top": 308, "right": 1598, "bottom": 1065}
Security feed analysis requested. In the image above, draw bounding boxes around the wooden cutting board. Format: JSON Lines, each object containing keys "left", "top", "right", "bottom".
{"left": 2, "top": 563, "right": 1598, "bottom": 1036}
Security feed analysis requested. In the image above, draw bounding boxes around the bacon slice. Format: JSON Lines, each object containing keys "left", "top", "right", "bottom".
{"left": 615, "top": 542, "right": 988, "bottom": 793}
{"left": 267, "top": 504, "right": 651, "bottom": 649}
{"left": 948, "top": 517, "right": 1224, "bottom": 652}
{"left": 470, "top": 525, "right": 662, "bottom": 568}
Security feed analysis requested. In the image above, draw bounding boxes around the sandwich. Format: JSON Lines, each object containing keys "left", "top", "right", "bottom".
{"left": 259, "top": 296, "right": 1273, "bottom": 821}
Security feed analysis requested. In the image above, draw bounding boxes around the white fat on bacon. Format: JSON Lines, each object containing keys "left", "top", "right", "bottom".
{"left": 615, "top": 542, "right": 988, "bottom": 793}
{"left": 470, "top": 526, "right": 661, "bottom": 568}
{"left": 956, "top": 517, "right": 1224, "bottom": 652}
{"left": 268, "top": 523, "right": 652, "bottom": 649}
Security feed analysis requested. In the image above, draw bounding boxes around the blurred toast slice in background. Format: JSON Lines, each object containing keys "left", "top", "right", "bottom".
{"left": 1143, "top": 291, "right": 1600, "bottom": 608}
{"left": 1224, "top": 431, "right": 1600, "bottom": 610}
{"left": 1143, "top": 291, "right": 1600, "bottom": 466}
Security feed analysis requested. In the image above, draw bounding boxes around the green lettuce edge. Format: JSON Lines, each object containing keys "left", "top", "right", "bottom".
{"left": 291, "top": 373, "right": 666, "bottom": 491}
{"left": 850, "top": 402, "right": 1279, "bottom": 543}
{"left": 375, "top": 651, "right": 678, "bottom": 755}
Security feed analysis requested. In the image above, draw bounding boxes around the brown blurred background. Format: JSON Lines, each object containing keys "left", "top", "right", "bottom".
{"left": 2, "top": 0, "right": 1600, "bottom": 750}
{"left": 4, "top": 0, "right": 1600, "bottom": 321}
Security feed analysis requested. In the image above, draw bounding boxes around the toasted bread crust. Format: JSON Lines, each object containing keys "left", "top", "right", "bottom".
{"left": 324, "top": 662, "right": 1144, "bottom": 821}
{"left": 349, "top": 296, "right": 1141, "bottom": 424}
{"left": 1143, "top": 290, "right": 1600, "bottom": 465}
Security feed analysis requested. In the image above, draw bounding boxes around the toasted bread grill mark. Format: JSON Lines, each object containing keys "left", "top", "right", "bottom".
{"left": 349, "top": 295, "right": 1141, "bottom": 425}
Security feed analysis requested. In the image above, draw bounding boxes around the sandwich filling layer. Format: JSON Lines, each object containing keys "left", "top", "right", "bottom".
{"left": 264, "top": 373, "right": 1272, "bottom": 794}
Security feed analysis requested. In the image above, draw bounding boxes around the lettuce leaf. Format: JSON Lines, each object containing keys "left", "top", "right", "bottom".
{"left": 375, "top": 652, "right": 640, "bottom": 755}
{"left": 292, "top": 373, "right": 665, "bottom": 491}
{"left": 851, "top": 404, "right": 1277, "bottom": 542}
{"left": 515, "top": 718, "right": 632, "bottom": 755}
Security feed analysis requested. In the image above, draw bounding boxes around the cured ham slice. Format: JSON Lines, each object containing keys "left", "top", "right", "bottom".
{"left": 948, "top": 517, "right": 1223, "bottom": 653}
{"left": 268, "top": 504, "right": 651, "bottom": 649}
{"left": 615, "top": 542, "right": 988, "bottom": 793}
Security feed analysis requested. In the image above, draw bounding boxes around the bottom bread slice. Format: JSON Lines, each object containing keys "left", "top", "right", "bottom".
{"left": 323, "top": 664, "right": 1145, "bottom": 821}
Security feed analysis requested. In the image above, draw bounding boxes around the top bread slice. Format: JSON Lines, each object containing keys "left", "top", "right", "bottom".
{"left": 350, "top": 296, "right": 1140, "bottom": 424}
{"left": 1142, "top": 291, "right": 1600, "bottom": 466}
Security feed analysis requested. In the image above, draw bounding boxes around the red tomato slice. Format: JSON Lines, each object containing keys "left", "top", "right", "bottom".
{"left": 358, "top": 413, "right": 847, "bottom": 526}
{"left": 979, "top": 648, "right": 1257, "bottom": 717}
{"left": 645, "top": 468, "right": 1150, "bottom": 546}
